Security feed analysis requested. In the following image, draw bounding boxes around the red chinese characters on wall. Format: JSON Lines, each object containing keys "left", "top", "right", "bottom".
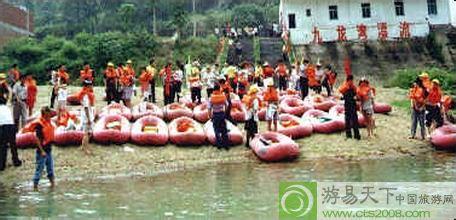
{"left": 377, "top": 22, "right": 388, "bottom": 41}
{"left": 357, "top": 24, "right": 368, "bottom": 41}
{"left": 400, "top": 21, "right": 411, "bottom": 39}
{"left": 312, "top": 26, "right": 323, "bottom": 44}
{"left": 337, "top": 25, "right": 347, "bottom": 42}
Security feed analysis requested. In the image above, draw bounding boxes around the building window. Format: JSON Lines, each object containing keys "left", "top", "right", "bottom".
{"left": 361, "top": 3, "right": 371, "bottom": 18}
{"left": 306, "top": 9, "right": 311, "bottom": 17}
{"left": 427, "top": 0, "right": 438, "bottom": 15}
{"left": 288, "top": 14, "right": 296, "bottom": 29}
{"left": 329, "top": 5, "right": 338, "bottom": 20}
{"left": 394, "top": 0, "right": 405, "bottom": 16}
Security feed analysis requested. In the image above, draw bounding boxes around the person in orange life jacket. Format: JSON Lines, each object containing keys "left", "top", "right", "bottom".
{"left": 173, "top": 61, "right": 184, "bottom": 102}
{"left": 425, "top": 79, "right": 444, "bottom": 137}
{"left": 25, "top": 75, "right": 37, "bottom": 117}
{"left": 80, "top": 62, "right": 94, "bottom": 83}
{"left": 338, "top": 75, "right": 361, "bottom": 140}
{"left": 408, "top": 78, "right": 427, "bottom": 140}
{"left": 314, "top": 62, "right": 324, "bottom": 94}
{"left": 264, "top": 79, "right": 280, "bottom": 132}
{"left": 160, "top": 63, "right": 174, "bottom": 105}
{"left": 322, "top": 65, "right": 337, "bottom": 97}
{"left": 138, "top": 66, "right": 152, "bottom": 99}
{"left": 219, "top": 78, "right": 236, "bottom": 126}
{"left": 120, "top": 60, "right": 135, "bottom": 108}
{"left": 357, "top": 78, "right": 376, "bottom": 138}
{"left": 209, "top": 84, "right": 230, "bottom": 149}
{"left": 299, "top": 59, "right": 310, "bottom": 100}
{"left": 146, "top": 59, "right": 158, "bottom": 103}
{"left": 0, "top": 73, "right": 22, "bottom": 171}
{"left": 262, "top": 62, "right": 275, "bottom": 79}
{"left": 441, "top": 95, "right": 453, "bottom": 122}
{"left": 56, "top": 108, "right": 78, "bottom": 131}
{"left": 25, "top": 106, "right": 55, "bottom": 190}
{"left": 8, "top": 64, "right": 20, "bottom": 87}
{"left": 243, "top": 85, "right": 260, "bottom": 148}
{"left": 50, "top": 65, "right": 69, "bottom": 109}
{"left": 104, "top": 62, "right": 118, "bottom": 104}
{"left": 276, "top": 60, "right": 288, "bottom": 91}
{"left": 80, "top": 80, "right": 95, "bottom": 155}
{"left": 237, "top": 72, "right": 249, "bottom": 100}
{"left": 419, "top": 72, "right": 432, "bottom": 92}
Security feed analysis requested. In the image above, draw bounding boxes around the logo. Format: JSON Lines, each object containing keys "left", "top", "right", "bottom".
{"left": 279, "top": 182, "right": 317, "bottom": 220}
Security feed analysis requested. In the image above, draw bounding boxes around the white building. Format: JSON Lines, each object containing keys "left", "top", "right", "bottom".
{"left": 280, "top": 0, "right": 456, "bottom": 45}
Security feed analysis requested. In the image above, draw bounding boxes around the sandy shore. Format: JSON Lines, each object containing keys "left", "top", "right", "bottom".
{"left": 0, "top": 85, "right": 431, "bottom": 186}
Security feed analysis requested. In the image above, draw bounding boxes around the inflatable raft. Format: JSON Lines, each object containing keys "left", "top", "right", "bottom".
{"left": 278, "top": 114, "right": 313, "bottom": 139}
{"left": 193, "top": 102, "right": 210, "bottom": 123}
{"left": 373, "top": 102, "right": 392, "bottom": 114}
{"left": 92, "top": 115, "right": 131, "bottom": 144}
{"left": 310, "top": 95, "right": 337, "bottom": 112}
{"left": 99, "top": 103, "right": 133, "bottom": 121}
{"left": 431, "top": 124, "right": 456, "bottom": 150}
{"left": 16, "top": 131, "right": 38, "bottom": 149}
{"left": 280, "top": 97, "right": 313, "bottom": 117}
{"left": 131, "top": 116, "right": 169, "bottom": 146}
{"left": 204, "top": 120, "right": 243, "bottom": 146}
{"left": 302, "top": 109, "right": 345, "bottom": 134}
{"left": 169, "top": 117, "right": 206, "bottom": 146}
{"left": 132, "top": 102, "right": 164, "bottom": 121}
{"left": 230, "top": 100, "right": 247, "bottom": 122}
{"left": 164, "top": 103, "right": 193, "bottom": 121}
{"left": 250, "top": 132, "right": 300, "bottom": 162}
{"left": 329, "top": 105, "right": 367, "bottom": 127}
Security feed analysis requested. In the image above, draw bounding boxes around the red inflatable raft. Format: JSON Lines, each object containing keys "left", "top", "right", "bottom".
{"left": 258, "top": 107, "right": 267, "bottom": 121}
{"left": 250, "top": 132, "right": 300, "bottom": 162}
{"left": 204, "top": 120, "right": 243, "bottom": 146}
{"left": 193, "top": 102, "right": 210, "bottom": 123}
{"left": 92, "top": 115, "right": 131, "bottom": 144}
{"left": 164, "top": 103, "right": 193, "bottom": 121}
{"left": 99, "top": 103, "right": 133, "bottom": 121}
{"left": 132, "top": 103, "right": 164, "bottom": 121}
{"left": 280, "top": 97, "right": 313, "bottom": 117}
{"left": 431, "top": 124, "right": 456, "bottom": 150}
{"left": 302, "top": 109, "right": 345, "bottom": 134}
{"left": 131, "top": 116, "right": 169, "bottom": 146}
{"left": 329, "top": 105, "right": 367, "bottom": 127}
{"left": 230, "top": 100, "right": 247, "bottom": 122}
{"left": 278, "top": 114, "right": 313, "bottom": 139}
{"left": 310, "top": 95, "right": 337, "bottom": 112}
{"left": 373, "top": 102, "right": 392, "bottom": 114}
{"left": 67, "top": 93, "right": 81, "bottom": 106}
{"left": 16, "top": 131, "right": 39, "bottom": 149}
{"left": 169, "top": 117, "right": 206, "bottom": 146}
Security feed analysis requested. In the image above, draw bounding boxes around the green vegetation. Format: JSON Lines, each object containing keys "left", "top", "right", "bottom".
{"left": 0, "top": 33, "right": 218, "bottom": 85}
{"left": 386, "top": 67, "right": 456, "bottom": 95}
{"left": 253, "top": 36, "right": 261, "bottom": 63}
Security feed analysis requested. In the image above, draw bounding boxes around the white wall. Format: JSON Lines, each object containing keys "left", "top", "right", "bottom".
{"left": 282, "top": 0, "right": 453, "bottom": 45}
{"left": 449, "top": 0, "right": 456, "bottom": 26}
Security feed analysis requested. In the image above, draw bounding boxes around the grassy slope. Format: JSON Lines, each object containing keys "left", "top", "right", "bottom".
{"left": 1, "top": 85, "right": 432, "bottom": 185}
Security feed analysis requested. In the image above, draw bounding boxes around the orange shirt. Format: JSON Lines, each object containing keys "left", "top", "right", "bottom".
{"left": 427, "top": 86, "right": 442, "bottom": 105}
{"left": 263, "top": 87, "right": 279, "bottom": 102}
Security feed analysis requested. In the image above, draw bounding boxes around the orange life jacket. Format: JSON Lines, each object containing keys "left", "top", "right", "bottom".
{"left": 263, "top": 66, "right": 274, "bottom": 78}
{"left": 78, "top": 87, "right": 95, "bottom": 106}
{"left": 306, "top": 65, "right": 319, "bottom": 87}
{"left": 357, "top": 84, "right": 373, "bottom": 102}
{"left": 338, "top": 80, "right": 356, "bottom": 95}
{"left": 327, "top": 71, "right": 337, "bottom": 86}
{"left": 427, "top": 86, "right": 442, "bottom": 105}
{"left": 105, "top": 68, "right": 118, "bottom": 79}
{"left": 139, "top": 70, "right": 153, "bottom": 90}
{"left": 58, "top": 70, "right": 70, "bottom": 84}
{"left": 119, "top": 71, "right": 134, "bottom": 86}
{"left": 23, "top": 117, "right": 55, "bottom": 146}
{"left": 242, "top": 94, "right": 261, "bottom": 109}
{"left": 210, "top": 90, "right": 227, "bottom": 105}
{"left": 277, "top": 64, "right": 288, "bottom": 77}
{"left": 442, "top": 95, "right": 452, "bottom": 112}
{"left": 80, "top": 69, "right": 94, "bottom": 81}
{"left": 409, "top": 86, "right": 425, "bottom": 105}
{"left": 264, "top": 87, "right": 279, "bottom": 102}
{"left": 57, "top": 110, "right": 77, "bottom": 127}
{"left": 177, "top": 120, "right": 193, "bottom": 132}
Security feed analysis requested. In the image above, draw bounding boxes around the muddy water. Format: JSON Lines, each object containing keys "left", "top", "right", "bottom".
{"left": 0, "top": 152, "right": 455, "bottom": 219}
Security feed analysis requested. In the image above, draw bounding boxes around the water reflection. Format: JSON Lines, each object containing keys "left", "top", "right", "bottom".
{"left": 0, "top": 152, "right": 455, "bottom": 218}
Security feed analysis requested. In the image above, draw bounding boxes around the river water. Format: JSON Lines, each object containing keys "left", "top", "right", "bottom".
{"left": 0, "top": 152, "right": 455, "bottom": 219}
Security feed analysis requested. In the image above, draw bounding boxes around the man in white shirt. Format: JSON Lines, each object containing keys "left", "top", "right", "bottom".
{"left": 12, "top": 75, "right": 28, "bottom": 129}
{"left": 0, "top": 73, "right": 22, "bottom": 171}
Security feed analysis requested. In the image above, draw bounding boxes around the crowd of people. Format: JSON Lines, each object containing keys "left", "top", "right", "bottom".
{"left": 0, "top": 56, "right": 454, "bottom": 190}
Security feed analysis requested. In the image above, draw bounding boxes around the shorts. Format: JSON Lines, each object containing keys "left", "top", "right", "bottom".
{"left": 57, "top": 100, "right": 66, "bottom": 110}
{"left": 361, "top": 101, "right": 374, "bottom": 116}
{"left": 122, "top": 86, "right": 134, "bottom": 100}
{"left": 82, "top": 122, "right": 93, "bottom": 134}
{"left": 266, "top": 105, "right": 279, "bottom": 121}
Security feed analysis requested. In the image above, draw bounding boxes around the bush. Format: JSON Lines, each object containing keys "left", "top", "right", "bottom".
{"left": 386, "top": 67, "right": 456, "bottom": 94}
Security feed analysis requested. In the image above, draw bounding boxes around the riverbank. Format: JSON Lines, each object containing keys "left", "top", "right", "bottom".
{"left": 0, "top": 86, "right": 433, "bottom": 186}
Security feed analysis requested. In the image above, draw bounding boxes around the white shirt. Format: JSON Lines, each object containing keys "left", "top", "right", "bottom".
{"left": 247, "top": 98, "right": 259, "bottom": 121}
{"left": 173, "top": 70, "right": 183, "bottom": 82}
{"left": 57, "top": 88, "right": 68, "bottom": 102}
{"left": 315, "top": 69, "right": 325, "bottom": 81}
{"left": 0, "top": 105, "right": 14, "bottom": 125}
{"left": 81, "top": 94, "right": 94, "bottom": 124}
{"left": 204, "top": 71, "right": 217, "bottom": 88}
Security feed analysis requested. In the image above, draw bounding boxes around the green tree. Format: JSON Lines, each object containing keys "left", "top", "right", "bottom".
{"left": 119, "top": 3, "right": 137, "bottom": 32}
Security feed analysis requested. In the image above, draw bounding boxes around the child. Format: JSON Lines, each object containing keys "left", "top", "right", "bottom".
{"left": 243, "top": 86, "right": 260, "bottom": 148}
